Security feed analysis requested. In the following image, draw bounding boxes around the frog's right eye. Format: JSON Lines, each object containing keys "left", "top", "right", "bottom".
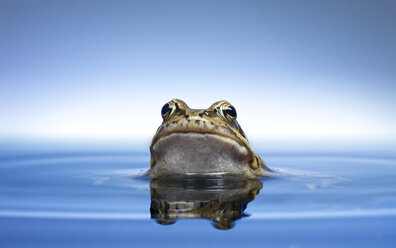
{"left": 161, "top": 103, "right": 170, "bottom": 116}
{"left": 161, "top": 101, "right": 177, "bottom": 120}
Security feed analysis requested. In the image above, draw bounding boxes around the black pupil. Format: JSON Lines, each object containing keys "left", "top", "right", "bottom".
{"left": 161, "top": 103, "right": 170, "bottom": 116}
{"left": 225, "top": 106, "right": 236, "bottom": 118}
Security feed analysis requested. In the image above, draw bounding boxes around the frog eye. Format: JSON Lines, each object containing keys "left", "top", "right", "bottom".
{"left": 220, "top": 104, "right": 237, "bottom": 122}
{"left": 161, "top": 101, "right": 177, "bottom": 120}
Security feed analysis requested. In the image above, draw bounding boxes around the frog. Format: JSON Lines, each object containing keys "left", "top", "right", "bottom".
{"left": 147, "top": 99, "right": 271, "bottom": 178}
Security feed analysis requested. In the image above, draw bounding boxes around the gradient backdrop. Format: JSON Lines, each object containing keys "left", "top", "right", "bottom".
{"left": 1, "top": 0, "right": 395, "bottom": 149}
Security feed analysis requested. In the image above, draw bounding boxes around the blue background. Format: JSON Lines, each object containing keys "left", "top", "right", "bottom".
{"left": 0, "top": 0, "right": 395, "bottom": 145}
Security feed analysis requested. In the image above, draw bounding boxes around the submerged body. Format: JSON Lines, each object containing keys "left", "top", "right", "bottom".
{"left": 148, "top": 99, "right": 271, "bottom": 178}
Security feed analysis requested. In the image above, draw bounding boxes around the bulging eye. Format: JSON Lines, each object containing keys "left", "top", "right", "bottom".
{"left": 220, "top": 104, "right": 237, "bottom": 122}
{"left": 161, "top": 103, "right": 170, "bottom": 116}
{"left": 161, "top": 101, "right": 177, "bottom": 120}
{"left": 224, "top": 105, "right": 236, "bottom": 118}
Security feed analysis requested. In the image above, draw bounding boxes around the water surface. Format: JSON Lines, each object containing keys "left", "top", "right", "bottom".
{"left": 0, "top": 142, "right": 395, "bottom": 247}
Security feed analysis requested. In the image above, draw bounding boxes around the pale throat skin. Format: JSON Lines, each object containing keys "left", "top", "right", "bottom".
{"left": 148, "top": 99, "right": 271, "bottom": 179}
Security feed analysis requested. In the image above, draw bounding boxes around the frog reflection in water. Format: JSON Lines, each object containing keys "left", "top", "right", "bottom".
{"left": 148, "top": 99, "right": 272, "bottom": 178}
{"left": 150, "top": 178, "right": 263, "bottom": 230}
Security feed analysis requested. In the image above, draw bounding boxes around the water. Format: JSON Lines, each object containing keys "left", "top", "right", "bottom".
{"left": 0, "top": 141, "right": 396, "bottom": 247}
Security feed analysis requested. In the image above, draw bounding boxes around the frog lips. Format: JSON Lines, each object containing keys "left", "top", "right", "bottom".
{"left": 154, "top": 129, "right": 246, "bottom": 148}
{"left": 153, "top": 117, "right": 247, "bottom": 149}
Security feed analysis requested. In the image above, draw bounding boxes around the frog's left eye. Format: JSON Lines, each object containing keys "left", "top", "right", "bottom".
{"left": 220, "top": 104, "right": 237, "bottom": 122}
{"left": 161, "top": 101, "right": 177, "bottom": 120}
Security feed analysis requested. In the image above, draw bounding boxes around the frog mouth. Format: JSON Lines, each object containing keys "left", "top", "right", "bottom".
{"left": 152, "top": 118, "right": 248, "bottom": 149}
{"left": 150, "top": 132, "right": 253, "bottom": 178}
